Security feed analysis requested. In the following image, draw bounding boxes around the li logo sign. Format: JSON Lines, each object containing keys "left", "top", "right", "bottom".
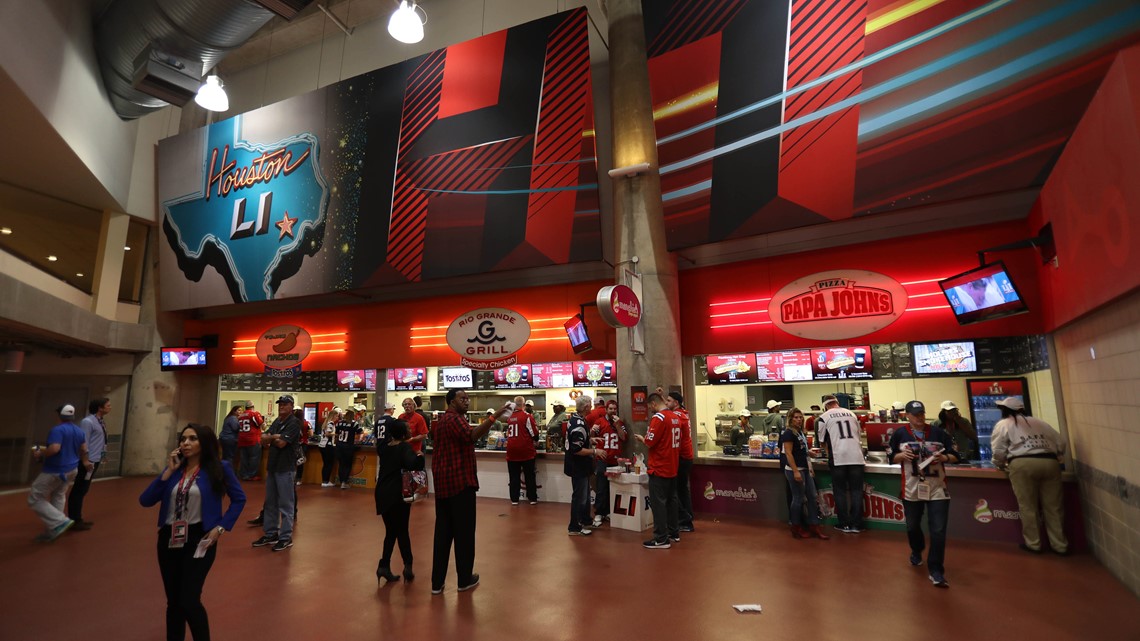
{"left": 162, "top": 117, "right": 330, "bottom": 303}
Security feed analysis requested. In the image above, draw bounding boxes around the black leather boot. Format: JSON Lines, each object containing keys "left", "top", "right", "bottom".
{"left": 402, "top": 562, "right": 414, "bottom": 582}
{"left": 376, "top": 561, "right": 399, "bottom": 583}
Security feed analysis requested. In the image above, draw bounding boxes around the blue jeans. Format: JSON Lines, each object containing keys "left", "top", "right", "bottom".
{"left": 904, "top": 499, "right": 950, "bottom": 574}
{"left": 593, "top": 459, "right": 611, "bottom": 517}
{"left": 830, "top": 464, "right": 865, "bottom": 529}
{"left": 239, "top": 445, "right": 261, "bottom": 480}
{"left": 220, "top": 440, "right": 237, "bottom": 465}
{"left": 264, "top": 470, "right": 296, "bottom": 541}
{"left": 783, "top": 469, "right": 820, "bottom": 527}
{"left": 568, "top": 475, "right": 591, "bottom": 531}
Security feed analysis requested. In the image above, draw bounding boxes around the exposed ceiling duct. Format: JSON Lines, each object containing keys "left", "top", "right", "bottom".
{"left": 94, "top": 0, "right": 314, "bottom": 120}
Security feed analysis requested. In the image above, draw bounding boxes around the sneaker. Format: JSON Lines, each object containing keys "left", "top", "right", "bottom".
{"left": 295, "top": 481, "right": 302, "bottom": 486}
{"left": 457, "top": 574, "right": 480, "bottom": 592}
{"left": 431, "top": 586, "right": 444, "bottom": 595}
{"left": 71, "top": 520, "right": 93, "bottom": 531}
{"left": 47, "top": 519, "right": 75, "bottom": 542}
{"left": 529, "top": 501, "right": 538, "bottom": 505}
{"left": 511, "top": 502, "right": 519, "bottom": 506}
{"left": 340, "top": 483, "right": 349, "bottom": 489}
{"left": 642, "top": 538, "right": 671, "bottom": 549}
{"left": 846, "top": 526, "right": 863, "bottom": 534}
{"left": 271, "top": 539, "right": 293, "bottom": 552}
{"left": 909, "top": 553, "right": 923, "bottom": 567}
{"left": 1018, "top": 543, "right": 1042, "bottom": 554}
{"left": 321, "top": 482, "right": 334, "bottom": 487}
{"left": 835, "top": 525, "right": 851, "bottom": 534}
{"left": 247, "top": 516, "right": 263, "bottom": 526}
{"left": 592, "top": 515, "right": 604, "bottom": 527}
{"left": 678, "top": 525, "right": 694, "bottom": 533}
{"left": 670, "top": 535, "right": 681, "bottom": 543}
{"left": 929, "top": 572, "right": 949, "bottom": 588}
{"left": 568, "top": 528, "right": 592, "bottom": 536}
{"left": 252, "top": 535, "right": 278, "bottom": 548}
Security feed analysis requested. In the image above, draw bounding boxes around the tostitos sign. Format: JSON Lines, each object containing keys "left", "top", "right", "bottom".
{"left": 769, "top": 270, "right": 908, "bottom": 340}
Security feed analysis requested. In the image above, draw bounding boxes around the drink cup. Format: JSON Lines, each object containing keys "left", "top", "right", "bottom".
{"left": 854, "top": 348, "right": 866, "bottom": 367}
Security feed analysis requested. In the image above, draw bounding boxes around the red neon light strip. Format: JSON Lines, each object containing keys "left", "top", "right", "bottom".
{"left": 709, "top": 320, "right": 773, "bottom": 329}
{"left": 709, "top": 297, "right": 771, "bottom": 307}
{"left": 903, "top": 305, "right": 950, "bottom": 312}
{"left": 709, "top": 309, "right": 769, "bottom": 318}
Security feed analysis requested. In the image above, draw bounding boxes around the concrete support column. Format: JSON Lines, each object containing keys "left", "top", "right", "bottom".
{"left": 90, "top": 210, "right": 129, "bottom": 319}
{"left": 607, "top": 0, "right": 682, "bottom": 428}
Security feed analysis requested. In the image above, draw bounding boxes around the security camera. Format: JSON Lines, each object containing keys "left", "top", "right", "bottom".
{"left": 607, "top": 162, "right": 652, "bottom": 178}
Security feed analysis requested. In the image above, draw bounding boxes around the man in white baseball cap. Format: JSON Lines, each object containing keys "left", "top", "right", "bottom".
{"left": 730, "top": 410, "right": 753, "bottom": 448}
{"left": 28, "top": 404, "right": 91, "bottom": 541}
{"left": 763, "top": 400, "right": 784, "bottom": 434}
{"left": 931, "top": 400, "right": 978, "bottom": 460}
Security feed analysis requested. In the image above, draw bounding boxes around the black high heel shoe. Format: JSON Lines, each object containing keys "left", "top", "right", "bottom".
{"left": 402, "top": 564, "right": 415, "bottom": 582}
{"left": 376, "top": 563, "right": 400, "bottom": 583}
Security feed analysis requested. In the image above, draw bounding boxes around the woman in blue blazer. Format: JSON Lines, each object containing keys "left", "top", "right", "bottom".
{"left": 140, "top": 424, "right": 245, "bottom": 641}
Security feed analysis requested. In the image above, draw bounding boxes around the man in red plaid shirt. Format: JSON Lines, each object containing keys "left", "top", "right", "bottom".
{"left": 431, "top": 389, "right": 512, "bottom": 595}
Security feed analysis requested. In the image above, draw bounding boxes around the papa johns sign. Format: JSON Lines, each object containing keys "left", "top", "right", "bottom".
{"left": 768, "top": 270, "right": 908, "bottom": 340}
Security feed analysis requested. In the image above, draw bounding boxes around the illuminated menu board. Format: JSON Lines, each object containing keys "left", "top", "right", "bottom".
{"left": 755, "top": 350, "right": 813, "bottom": 382}
{"left": 533, "top": 362, "right": 575, "bottom": 389}
{"left": 809, "top": 346, "right": 873, "bottom": 380}
{"left": 493, "top": 364, "right": 534, "bottom": 389}
{"left": 706, "top": 353, "right": 757, "bottom": 385}
{"left": 388, "top": 368, "right": 427, "bottom": 391}
{"left": 336, "top": 369, "right": 376, "bottom": 391}
{"left": 572, "top": 360, "right": 616, "bottom": 387}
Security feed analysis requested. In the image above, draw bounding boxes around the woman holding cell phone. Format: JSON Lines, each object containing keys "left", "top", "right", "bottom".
{"left": 139, "top": 424, "right": 246, "bottom": 641}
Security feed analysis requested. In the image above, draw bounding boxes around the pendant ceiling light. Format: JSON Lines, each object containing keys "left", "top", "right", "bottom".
{"left": 194, "top": 74, "right": 229, "bottom": 112}
{"left": 388, "top": 1, "right": 426, "bottom": 44}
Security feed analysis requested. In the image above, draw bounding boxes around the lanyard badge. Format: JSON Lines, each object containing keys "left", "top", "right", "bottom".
{"left": 169, "top": 468, "right": 199, "bottom": 549}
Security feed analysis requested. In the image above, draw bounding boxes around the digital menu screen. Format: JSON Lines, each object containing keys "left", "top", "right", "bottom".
{"left": 755, "top": 350, "right": 813, "bottom": 383}
{"left": 809, "top": 346, "right": 873, "bottom": 380}
{"left": 336, "top": 369, "right": 373, "bottom": 391}
{"left": 532, "top": 362, "right": 575, "bottom": 389}
{"left": 494, "top": 364, "right": 535, "bottom": 389}
{"left": 913, "top": 341, "right": 977, "bottom": 375}
{"left": 388, "top": 367, "right": 427, "bottom": 391}
{"left": 572, "top": 360, "right": 617, "bottom": 387}
{"left": 706, "top": 353, "right": 757, "bottom": 385}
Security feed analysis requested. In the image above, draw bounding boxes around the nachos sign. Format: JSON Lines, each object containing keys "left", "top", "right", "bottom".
{"left": 768, "top": 270, "right": 908, "bottom": 340}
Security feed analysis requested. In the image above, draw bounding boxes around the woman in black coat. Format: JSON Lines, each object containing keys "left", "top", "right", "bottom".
{"left": 374, "top": 420, "right": 424, "bottom": 582}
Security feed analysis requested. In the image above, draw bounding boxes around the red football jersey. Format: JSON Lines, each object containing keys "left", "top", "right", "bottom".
{"left": 595, "top": 414, "right": 627, "bottom": 464}
{"left": 504, "top": 410, "right": 538, "bottom": 461}
{"left": 236, "top": 410, "right": 264, "bottom": 447}
{"left": 674, "top": 408, "right": 693, "bottom": 460}
{"left": 645, "top": 411, "right": 680, "bottom": 478}
{"left": 584, "top": 406, "right": 606, "bottom": 430}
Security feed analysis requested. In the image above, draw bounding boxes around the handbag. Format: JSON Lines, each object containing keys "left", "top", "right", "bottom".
{"left": 402, "top": 470, "right": 428, "bottom": 503}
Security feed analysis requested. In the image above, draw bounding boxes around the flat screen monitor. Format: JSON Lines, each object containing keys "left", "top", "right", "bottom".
{"left": 809, "top": 346, "right": 872, "bottom": 380}
{"left": 564, "top": 315, "right": 592, "bottom": 354}
{"left": 706, "top": 353, "right": 757, "bottom": 385}
{"left": 160, "top": 347, "right": 207, "bottom": 371}
{"left": 913, "top": 341, "right": 978, "bottom": 375}
{"left": 939, "top": 261, "right": 1028, "bottom": 325}
{"left": 755, "top": 350, "right": 813, "bottom": 382}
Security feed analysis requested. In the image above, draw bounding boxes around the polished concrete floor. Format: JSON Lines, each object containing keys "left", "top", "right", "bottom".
{"left": 3, "top": 476, "right": 1137, "bottom": 641}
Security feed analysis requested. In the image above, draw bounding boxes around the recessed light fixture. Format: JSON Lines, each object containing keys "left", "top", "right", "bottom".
{"left": 76, "top": 272, "right": 84, "bottom": 277}
{"left": 47, "top": 255, "right": 58, "bottom": 261}
{"left": 0, "top": 227, "right": 11, "bottom": 234}
{"left": 124, "top": 246, "right": 131, "bottom": 251}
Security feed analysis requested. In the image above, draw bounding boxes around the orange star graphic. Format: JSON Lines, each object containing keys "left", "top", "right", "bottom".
{"left": 275, "top": 211, "right": 298, "bottom": 240}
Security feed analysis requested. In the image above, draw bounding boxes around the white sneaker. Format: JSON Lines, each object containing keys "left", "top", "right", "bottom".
{"left": 321, "top": 482, "right": 334, "bottom": 488}
{"left": 592, "top": 515, "right": 604, "bottom": 527}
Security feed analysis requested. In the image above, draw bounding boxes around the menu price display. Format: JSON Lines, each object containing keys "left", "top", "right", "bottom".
{"left": 707, "top": 353, "right": 756, "bottom": 385}
{"left": 755, "top": 350, "right": 812, "bottom": 382}
{"left": 336, "top": 369, "right": 369, "bottom": 391}
{"left": 532, "top": 362, "right": 575, "bottom": 389}
{"left": 494, "top": 365, "right": 534, "bottom": 389}
{"left": 810, "top": 346, "right": 872, "bottom": 380}
{"left": 572, "top": 360, "right": 616, "bottom": 387}
{"left": 388, "top": 368, "right": 427, "bottom": 391}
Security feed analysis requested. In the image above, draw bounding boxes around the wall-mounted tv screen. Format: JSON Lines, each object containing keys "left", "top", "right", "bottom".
{"left": 939, "top": 261, "right": 1028, "bottom": 325}
{"left": 564, "top": 315, "right": 592, "bottom": 354}
{"left": 913, "top": 341, "right": 977, "bottom": 375}
{"left": 161, "top": 347, "right": 207, "bottom": 371}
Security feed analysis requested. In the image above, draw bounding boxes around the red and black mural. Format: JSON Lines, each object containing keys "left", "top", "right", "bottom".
{"left": 158, "top": 9, "right": 597, "bottom": 309}
{"left": 644, "top": 0, "right": 1140, "bottom": 249}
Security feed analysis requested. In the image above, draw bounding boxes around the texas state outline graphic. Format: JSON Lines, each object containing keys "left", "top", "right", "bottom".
{"left": 161, "top": 116, "right": 329, "bottom": 304}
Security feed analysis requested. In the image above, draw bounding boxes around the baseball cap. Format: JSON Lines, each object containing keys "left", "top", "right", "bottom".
{"left": 668, "top": 391, "right": 684, "bottom": 405}
{"left": 766, "top": 400, "right": 780, "bottom": 410}
{"left": 384, "top": 401, "right": 396, "bottom": 410}
{"left": 332, "top": 406, "right": 342, "bottom": 414}
{"left": 552, "top": 400, "right": 565, "bottom": 407}
{"left": 905, "top": 400, "right": 926, "bottom": 415}
{"left": 821, "top": 396, "right": 839, "bottom": 407}
{"left": 245, "top": 400, "right": 255, "bottom": 408}
{"left": 59, "top": 404, "right": 76, "bottom": 417}
{"left": 940, "top": 400, "right": 958, "bottom": 411}
{"left": 524, "top": 399, "right": 534, "bottom": 407}
{"left": 487, "top": 408, "right": 496, "bottom": 415}
{"left": 595, "top": 397, "right": 606, "bottom": 406}
{"left": 996, "top": 397, "right": 1025, "bottom": 411}
{"left": 739, "top": 409, "right": 751, "bottom": 417}
{"left": 891, "top": 401, "right": 906, "bottom": 411}
{"left": 276, "top": 395, "right": 294, "bottom": 404}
